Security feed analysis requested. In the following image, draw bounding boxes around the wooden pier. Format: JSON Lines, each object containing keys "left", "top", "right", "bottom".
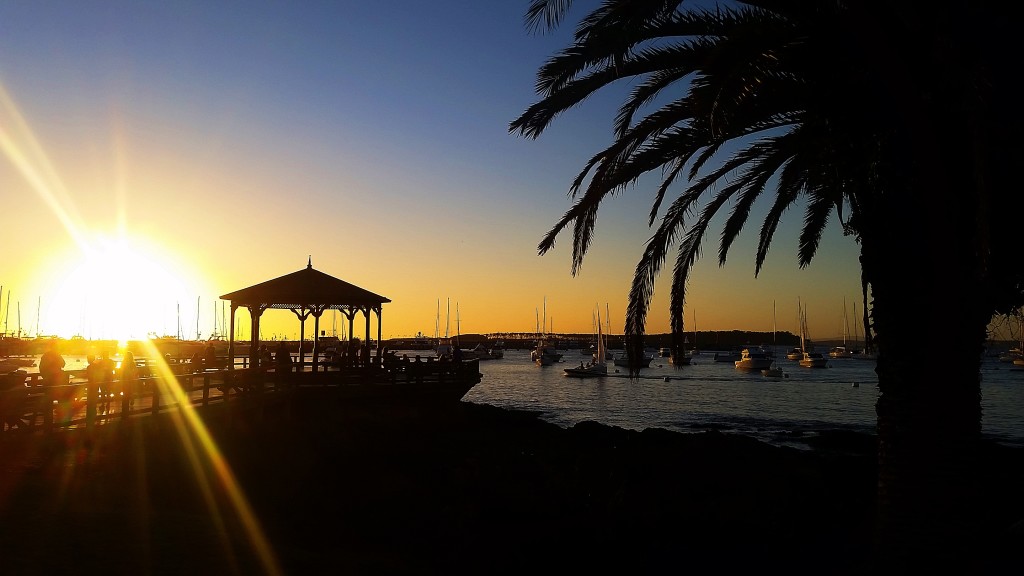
{"left": 1, "top": 356, "right": 482, "bottom": 435}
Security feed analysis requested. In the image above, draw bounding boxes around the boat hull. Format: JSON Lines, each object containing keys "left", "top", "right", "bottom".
{"left": 563, "top": 366, "right": 607, "bottom": 378}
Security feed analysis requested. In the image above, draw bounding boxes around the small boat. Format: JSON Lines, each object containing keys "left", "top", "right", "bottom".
{"left": 761, "top": 365, "right": 785, "bottom": 378}
{"left": 735, "top": 347, "right": 773, "bottom": 370}
{"left": 0, "top": 357, "right": 35, "bottom": 369}
{"left": 613, "top": 349, "right": 654, "bottom": 368}
{"left": 785, "top": 348, "right": 803, "bottom": 361}
{"left": 658, "top": 347, "right": 671, "bottom": 357}
{"left": 473, "top": 343, "right": 504, "bottom": 360}
{"left": 532, "top": 340, "right": 562, "bottom": 366}
{"left": 564, "top": 308, "right": 608, "bottom": 378}
{"left": 799, "top": 350, "right": 829, "bottom": 368}
{"left": 828, "top": 346, "right": 853, "bottom": 359}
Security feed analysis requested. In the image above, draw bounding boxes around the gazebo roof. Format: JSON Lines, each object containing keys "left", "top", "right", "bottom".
{"left": 220, "top": 260, "right": 391, "bottom": 309}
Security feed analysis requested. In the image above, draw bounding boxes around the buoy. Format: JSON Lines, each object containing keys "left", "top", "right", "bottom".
{"left": 664, "top": 376, "right": 671, "bottom": 382}
{"left": 852, "top": 382, "right": 859, "bottom": 388}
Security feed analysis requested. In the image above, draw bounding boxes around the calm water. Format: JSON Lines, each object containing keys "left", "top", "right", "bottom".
{"left": 13, "top": 349, "right": 1023, "bottom": 448}
{"left": 459, "top": 349, "right": 1024, "bottom": 449}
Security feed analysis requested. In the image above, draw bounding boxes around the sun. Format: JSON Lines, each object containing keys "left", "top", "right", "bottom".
{"left": 39, "top": 233, "right": 207, "bottom": 342}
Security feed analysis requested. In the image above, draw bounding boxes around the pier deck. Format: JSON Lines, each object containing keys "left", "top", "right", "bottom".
{"left": 1, "top": 357, "right": 481, "bottom": 434}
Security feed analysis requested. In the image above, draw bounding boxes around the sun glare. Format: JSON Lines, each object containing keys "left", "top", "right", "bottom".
{"left": 39, "top": 234, "right": 206, "bottom": 341}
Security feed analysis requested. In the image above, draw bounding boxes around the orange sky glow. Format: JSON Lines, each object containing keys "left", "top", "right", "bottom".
{"left": 0, "top": 3, "right": 870, "bottom": 344}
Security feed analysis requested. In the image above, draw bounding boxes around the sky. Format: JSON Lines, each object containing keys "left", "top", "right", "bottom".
{"left": 0, "top": 1, "right": 865, "bottom": 343}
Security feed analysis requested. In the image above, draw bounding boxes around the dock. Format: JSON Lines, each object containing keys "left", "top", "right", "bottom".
{"left": 1, "top": 356, "right": 482, "bottom": 435}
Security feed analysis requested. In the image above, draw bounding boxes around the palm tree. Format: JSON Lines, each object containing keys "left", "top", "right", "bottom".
{"left": 511, "top": 0, "right": 1021, "bottom": 571}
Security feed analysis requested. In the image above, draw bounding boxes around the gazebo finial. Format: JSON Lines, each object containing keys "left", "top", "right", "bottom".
{"left": 307, "top": 256, "right": 312, "bottom": 269}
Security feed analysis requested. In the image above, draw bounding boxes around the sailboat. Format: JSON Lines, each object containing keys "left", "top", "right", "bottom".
{"left": 849, "top": 300, "right": 877, "bottom": 360}
{"left": 829, "top": 298, "right": 854, "bottom": 358}
{"left": 564, "top": 307, "right": 608, "bottom": 378}
{"left": 669, "top": 308, "right": 693, "bottom": 366}
{"left": 798, "top": 302, "right": 829, "bottom": 368}
{"left": 762, "top": 301, "right": 786, "bottom": 377}
{"left": 532, "top": 297, "right": 562, "bottom": 366}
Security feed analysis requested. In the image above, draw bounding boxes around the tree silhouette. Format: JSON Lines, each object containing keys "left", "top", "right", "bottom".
{"left": 512, "top": 0, "right": 1022, "bottom": 570}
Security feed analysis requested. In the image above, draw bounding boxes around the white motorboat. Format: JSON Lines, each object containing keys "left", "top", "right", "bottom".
{"left": 735, "top": 347, "right": 773, "bottom": 370}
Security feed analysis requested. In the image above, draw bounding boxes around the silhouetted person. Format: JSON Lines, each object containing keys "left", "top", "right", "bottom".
{"left": 120, "top": 350, "right": 139, "bottom": 411}
{"left": 91, "top": 350, "right": 115, "bottom": 416}
{"left": 39, "top": 341, "right": 65, "bottom": 387}
{"left": 204, "top": 343, "right": 218, "bottom": 370}
{"left": 39, "top": 342, "right": 69, "bottom": 422}
{"left": 276, "top": 342, "right": 293, "bottom": 373}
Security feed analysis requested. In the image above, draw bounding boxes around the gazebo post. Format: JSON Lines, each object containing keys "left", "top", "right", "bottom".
{"left": 249, "top": 305, "right": 260, "bottom": 369}
{"left": 291, "top": 307, "right": 312, "bottom": 371}
{"left": 312, "top": 309, "right": 322, "bottom": 372}
{"left": 364, "top": 306, "right": 371, "bottom": 365}
{"left": 376, "top": 306, "right": 383, "bottom": 365}
{"left": 228, "top": 304, "right": 237, "bottom": 370}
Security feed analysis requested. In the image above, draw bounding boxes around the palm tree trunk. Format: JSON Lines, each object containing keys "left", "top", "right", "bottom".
{"left": 866, "top": 95, "right": 987, "bottom": 572}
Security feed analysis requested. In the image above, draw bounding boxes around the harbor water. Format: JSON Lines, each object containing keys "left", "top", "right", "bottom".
{"left": 460, "top": 349, "right": 1024, "bottom": 449}
{"left": 10, "top": 348, "right": 1023, "bottom": 449}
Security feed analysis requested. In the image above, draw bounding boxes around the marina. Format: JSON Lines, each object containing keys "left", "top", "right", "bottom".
{"left": 5, "top": 347, "right": 1024, "bottom": 448}
{"left": 463, "top": 349, "right": 1024, "bottom": 449}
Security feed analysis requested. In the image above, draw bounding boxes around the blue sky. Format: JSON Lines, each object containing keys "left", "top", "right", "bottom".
{"left": 0, "top": 1, "right": 864, "bottom": 341}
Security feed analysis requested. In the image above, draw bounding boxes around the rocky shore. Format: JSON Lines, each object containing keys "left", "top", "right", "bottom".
{"left": 1, "top": 399, "right": 1020, "bottom": 574}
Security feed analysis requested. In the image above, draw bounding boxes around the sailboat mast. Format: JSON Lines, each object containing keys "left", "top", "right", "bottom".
{"left": 772, "top": 300, "right": 777, "bottom": 350}
{"left": 693, "top": 309, "right": 697, "bottom": 352}
{"left": 843, "top": 297, "right": 849, "bottom": 346}
{"left": 853, "top": 301, "right": 860, "bottom": 350}
{"left": 796, "top": 298, "right": 802, "bottom": 351}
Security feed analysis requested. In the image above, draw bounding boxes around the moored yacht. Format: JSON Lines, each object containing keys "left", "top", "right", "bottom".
{"left": 828, "top": 346, "right": 853, "bottom": 359}
{"left": 799, "top": 350, "right": 829, "bottom": 368}
{"left": 734, "top": 347, "right": 773, "bottom": 370}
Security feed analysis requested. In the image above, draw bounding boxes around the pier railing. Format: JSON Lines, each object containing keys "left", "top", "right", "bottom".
{"left": 1, "top": 356, "right": 481, "bottom": 435}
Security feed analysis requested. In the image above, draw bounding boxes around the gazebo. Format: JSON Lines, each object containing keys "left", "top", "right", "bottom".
{"left": 219, "top": 259, "right": 391, "bottom": 372}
